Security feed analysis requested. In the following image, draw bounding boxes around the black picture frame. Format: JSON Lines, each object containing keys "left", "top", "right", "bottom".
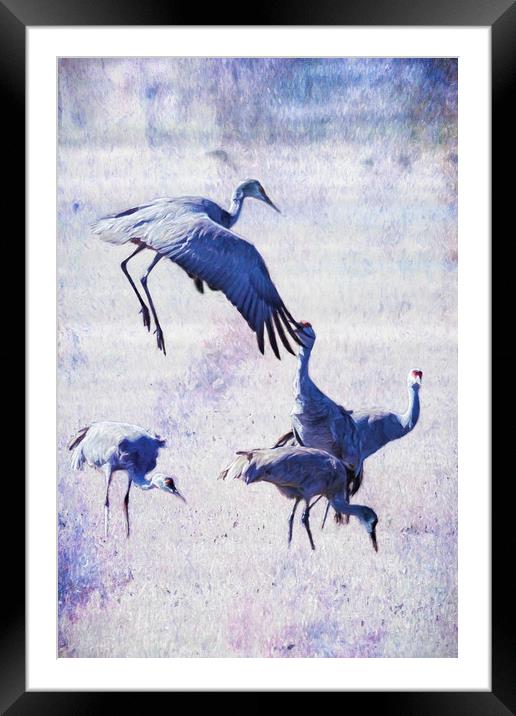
{"left": 6, "top": 0, "right": 512, "bottom": 709}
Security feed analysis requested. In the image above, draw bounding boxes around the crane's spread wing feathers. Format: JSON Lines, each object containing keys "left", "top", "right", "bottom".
{"left": 91, "top": 198, "right": 178, "bottom": 245}
{"left": 164, "top": 214, "right": 303, "bottom": 358}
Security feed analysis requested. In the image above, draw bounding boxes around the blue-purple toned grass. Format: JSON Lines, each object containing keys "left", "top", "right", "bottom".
{"left": 57, "top": 58, "right": 457, "bottom": 657}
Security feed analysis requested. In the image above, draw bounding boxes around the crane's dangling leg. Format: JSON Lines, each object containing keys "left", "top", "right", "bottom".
{"left": 103, "top": 464, "right": 113, "bottom": 540}
{"left": 123, "top": 476, "right": 132, "bottom": 538}
{"left": 120, "top": 243, "right": 151, "bottom": 330}
{"left": 287, "top": 497, "right": 301, "bottom": 546}
{"left": 140, "top": 254, "right": 165, "bottom": 354}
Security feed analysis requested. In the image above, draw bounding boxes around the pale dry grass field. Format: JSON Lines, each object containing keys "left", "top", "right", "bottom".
{"left": 57, "top": 59, "right": 457, "bottom": 658}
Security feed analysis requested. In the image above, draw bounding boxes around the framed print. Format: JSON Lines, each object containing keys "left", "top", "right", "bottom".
{"left": 6, "top": 0, "right": 511, "bottom": 708}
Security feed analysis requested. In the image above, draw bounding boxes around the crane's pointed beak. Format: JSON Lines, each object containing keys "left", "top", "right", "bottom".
{"left": 370, "top": 529, "right": 378, "bottom": 552}
{"left": 261, "top": 191, "right": 281, "bottom": 213}
{"left": 173, "top": 488, "right": 187, "bottom": 503}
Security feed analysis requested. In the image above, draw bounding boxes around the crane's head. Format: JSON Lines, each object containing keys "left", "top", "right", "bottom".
{"left": 331, "top": 495, "right": 378, "bottom": 552}
{"left": 235, "top": 179, "right": 281, "bottom": 213}
{"left": 149, "top": 473, "right": 187, "bottom": 502}
{"left": 360, "top": 506, "right": 379, "bottom": 552}
{"left": 294, "top": 320, "right": 316, "bottom": 349}
{"left": 408, "top": 368, "right": 423, "bottom": 390}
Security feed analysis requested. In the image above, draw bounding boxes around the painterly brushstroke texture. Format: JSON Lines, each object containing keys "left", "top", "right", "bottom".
{"left": 58, "top": 58, "right": 457, "bottom": 658}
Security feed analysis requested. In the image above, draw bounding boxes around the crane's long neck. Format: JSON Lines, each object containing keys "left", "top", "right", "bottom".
{"left": 400, "top": 386, "right": 420, "bottom": 433}
{"left": 294, "top": 346, "right": 313, "bottom": 395}
{"left": 331, "top": 495, "right": 368, "bottom": 521}
{"left": 132, "top": 473, "right": 156, "bottom": 491}
{"left": 227, "top": 192, "right": 244, "bottom": 228}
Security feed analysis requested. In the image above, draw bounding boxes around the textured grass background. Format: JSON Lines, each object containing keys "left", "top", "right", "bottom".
{"left": 57, "top": 58, "right": 457, "bottom": 657}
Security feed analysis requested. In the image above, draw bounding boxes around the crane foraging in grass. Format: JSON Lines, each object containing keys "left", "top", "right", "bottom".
{"left": 92, "top": 179, "right": 308, "bottom": 358}
{"left": 219, "top": 446, "right": 378, "bottom": 552}
{"left": 68, "top": 421, "right": 186, "bottom": 539}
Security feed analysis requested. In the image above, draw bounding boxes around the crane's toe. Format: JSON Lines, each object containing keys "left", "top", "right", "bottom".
{"left": 154, "top": 327, "right": 167, "bottom": 355}
{"left": 140, "top": 306, "right": 151, "bottom": 331}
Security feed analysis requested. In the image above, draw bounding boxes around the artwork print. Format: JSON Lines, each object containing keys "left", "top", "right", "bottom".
{"left": 58, "top": 58, "right": 458, "bottom": 658}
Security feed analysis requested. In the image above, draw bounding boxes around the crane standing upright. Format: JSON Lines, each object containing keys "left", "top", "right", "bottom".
{"left": 273, "top": 322, "right": 423, "bottom": 527}
{"left": 274, "top": 321, "right": 363, "bottom": 494}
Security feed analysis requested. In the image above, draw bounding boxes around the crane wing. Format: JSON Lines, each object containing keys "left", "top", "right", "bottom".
{"left": 164, "top": 214, "right": 304, "bottom": 358}
{"left": 329, "top": 409, "right": 361, "bottom": 463}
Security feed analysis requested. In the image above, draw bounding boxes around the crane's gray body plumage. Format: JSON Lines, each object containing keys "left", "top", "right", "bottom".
{"left": 222, "top": 446, "right": 348, "bottom": 500}
{"left": 220, "top": 446, "right": 378, "bottom": 551}
{"left": 92, "top": 180, "right": 304, "bottom": 358}
{"left": 275, "top": 328, "right": 422, "bottom": 504}
{"left": 69, "top": 421, "right": 165, "bottom": 485}
{"left": 282, "top": 326, "right": 363, "bottom": 497}
{"left": 291, "top": 358, "right": 361, "bottom": 471}
{"left": 352, "top": 391, "right": 421, "bottom": 461}
{"left": 68, "top": 421, "right": 184, "bottom": 538}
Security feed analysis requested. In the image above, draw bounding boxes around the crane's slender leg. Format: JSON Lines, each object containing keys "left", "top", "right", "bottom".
{"left": 301, "top": 499, "right": 316, "bottom": 550}
{"left": 120, "top": 244, "right": 151, "bottom": 330}
{"left": 123, "top": 476, "right": 132, "bottom": 538}
{"left": 288, "top": 497, "right": 301, "bottom": 545}
{"left": 309, "top": 495, "right": 323, "bottom": 510}
{"left": 343, "top": 479, "right": 350, "bottom": 524}
{"left": 321, "top": 500, "right": 331, "bottom": 530}
{"left": 140, "top": 254, "right": 166, "bottom": 354}
{"left": 103, "top": 464, "right": 113, "bottom": 540}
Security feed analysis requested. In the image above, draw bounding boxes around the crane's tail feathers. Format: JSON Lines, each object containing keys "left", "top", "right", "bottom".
{"left": 236, "top": 450, "right": 255, "bottom": 461}
{"left": 68, "top": 426, "right": 89, "bottom": 451}
{"left": 218, "top": 453, "right": 251, "bottom": 481}
{"left": 71, "top": 446, "right": 86, "bottom": 471}
{"left": 271, "top": 430, "right": 295, "bottom": 448}
{"left": 68, "top": 426, "right": 90, "bottom": 471}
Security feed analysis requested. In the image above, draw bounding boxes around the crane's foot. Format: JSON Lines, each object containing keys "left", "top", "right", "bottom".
{"left": 154, "top": 327, "right": 166, "bottom": 355}
{"left": 140, "top": 305, "right": 151, "bottom": 331}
